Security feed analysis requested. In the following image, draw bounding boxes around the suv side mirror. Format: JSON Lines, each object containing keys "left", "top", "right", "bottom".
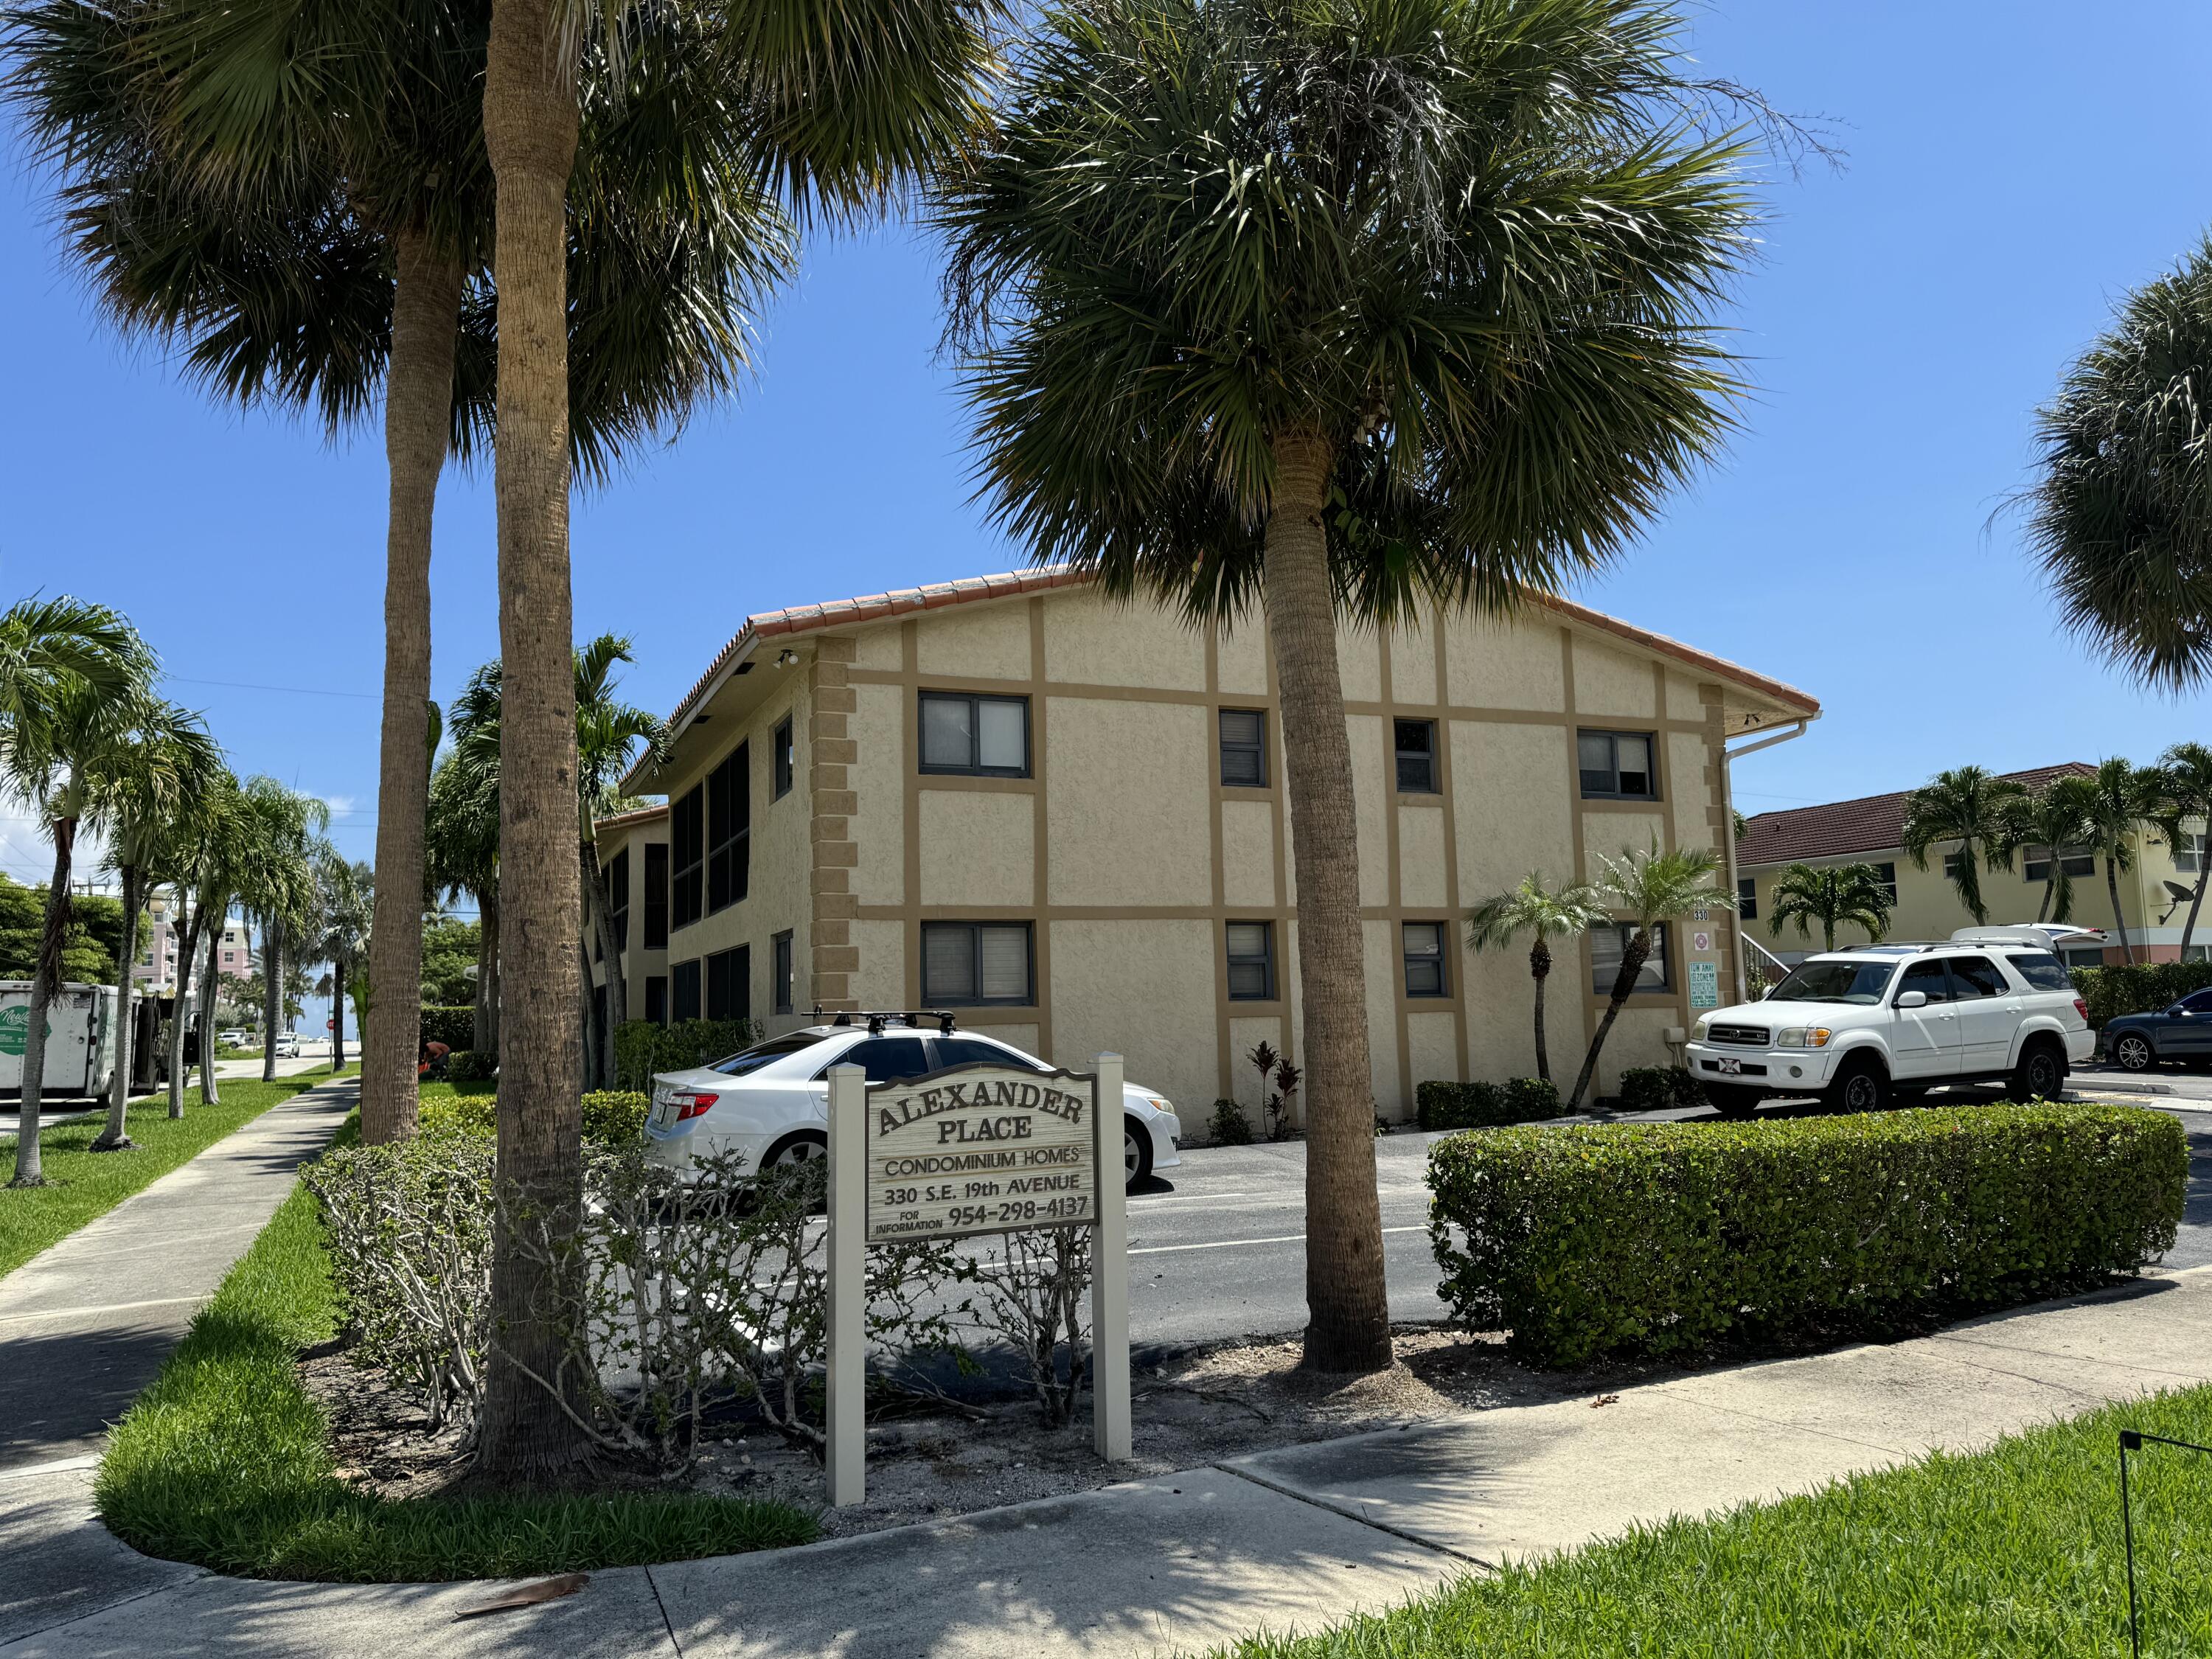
{"left": 1896, "top": 990, "right": 1928, "bottom": 1009}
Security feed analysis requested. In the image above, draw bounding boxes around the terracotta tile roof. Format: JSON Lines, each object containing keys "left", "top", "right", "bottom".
{"left": 1739, "top": 763, "right": 2096, "bottom": 866}
{"left": 655, "top": 566, "right": 1818, "bottom": 743}
{"left": 592, "top": 802, "right": 667, "bottom": 833}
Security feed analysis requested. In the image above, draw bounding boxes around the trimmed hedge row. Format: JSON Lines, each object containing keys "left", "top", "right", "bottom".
{"left": 612, "top": 1018, "right": 760, "bottom": 1091}
{"left": 417, "top": 1090, "right": 650, "bottom": 1147}
{"left": 1617, "top": 1065, "right": 1708, "bottom": 1112}
{"left": 1416, "top": 1078, "right": 1562, "bottom": 1130}
{"left": 2070, "top": 960, "right": 2212, "bottom": 1028}
{"left": 419, "top": 1006, "right": 477, "bottom": 1050}
{"left": 1427, "top": 1104, "right": 2188, "bottom": 1367}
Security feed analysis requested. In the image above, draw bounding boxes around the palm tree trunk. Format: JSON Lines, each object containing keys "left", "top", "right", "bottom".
{"left": 198, "top": 919, "right": 222, "bottom": 1106}
{"left": 475, "top": 0, "right": 590, "bottom": 1483}
{"left": 473, "top": 894, "right": 495, "bottom": 1051}
{"left": 1260, "top": 428, "right": 1391, "bottom": 1375}
{"left": 2185, "top": 866, "right": 2211, "bottom": 960}
{"left": 582, "top": 841, "right": 624, "bottom": 1083}
{"left": 261, "top": 917, "right": 281, "bottom": 1082}
{"left": 168, "top": 894, "right": 202, "bottom": 1119}
{"left": 577, "top": 939, "right": 599, "bottom": 1091}
{"left": 1528, "top": 939, "right": 1551, "bottom": 1083}
{"left": 1568, "top": 931, "right": 1651, "bottom": 1112}
{"left": 2037, "top": 877, "right": 2053, "bottom": 924}
{"left": 363, "top": 227, "right": 465, "bottom": 1147}
{"left": 91, "top": 863, "right": 141, "bottom": 1151}
{"left": 331, "top": 951, "right": 347, "bottom": 1071}
{"left": 2106, "top": 849, "right": 2135, "bottom": 964}
{"left": 10, "top": 815, "right": 77, "bottom": 1186}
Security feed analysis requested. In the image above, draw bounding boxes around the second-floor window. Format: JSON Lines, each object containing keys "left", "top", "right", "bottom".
{"left": 671, "top": 788, "right": 704, "bottom": 929}
{"left": 672, "top": 958, "right": 701, "bottom": 1021}
{"left": 1225, "top": 921, "right": 1275, "bottom": 1000}
{"left": 2023, "top": 844, "right": 2095, "bottom": 883}
{"left": 1736, "top": 877, "right": 1757, "bottom": 921}
{"left": 1395, "top": 719, "right": 1438, "bottom": 793}
{"left": 920, "top": 692, "right": 1029, "bottom": 776}
{"left": 608, "top": 849, "right": 630, "bottom": 953}
{"left": 706, "top": 945, "right": 748, "bottom": 1021}
{"left": 773, "top": 715, "right": 794, "bottom": 799}
{"left": 1220, "top": 709, "right": 1267, "bottom": 787}
{"left": 1402, "top": 922, "right": 1448, "bottom": 996}
{"left": 643, "top": 844, "right": 669, "bottom": 948}
{"left": 773, "top": 930, "right": 794, "bottom": 1015}
{"left": 1874, "top": 860, "right": 1899, "bottom": 903}
{"left": 922, "top": 921, "right": 1034, "bottom": 1004}
{"left": 2177, "top": 831, "right": 2208, "bottom": 874}
{"left": 707, "top": 743, "right": 750, "bottom": 914}
{"left": 1577, "top": 730, "right": 1656, "bottom": 799}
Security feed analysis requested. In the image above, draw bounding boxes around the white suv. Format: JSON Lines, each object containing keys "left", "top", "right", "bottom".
{"left": 1684, "top": 933, "right": 2093, "bottom": 1118}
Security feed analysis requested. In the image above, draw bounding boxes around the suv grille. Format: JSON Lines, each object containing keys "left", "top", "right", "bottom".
{"left": 1707, "top": 1024, "right": 1770, "bottom": 1047}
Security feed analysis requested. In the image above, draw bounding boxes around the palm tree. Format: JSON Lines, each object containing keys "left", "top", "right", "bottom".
{"left": 2081, "top": 757, "right": 2163, "bottom": 964}
{"left": 229, "top": 780, "right": 333, "bottom": 1079}
{"left": 1997, "top": 774, "right": 2100, "bottom": 926}
{"left": 934, "top": 0, "right": 1755, "bottom": 1371}
{"left": 158, "top": 766, "right": 243, "bottom": 1115}
{"left": 309, "top": 856, "right": 373, "bottom": 1072}
{"left": 1900, "top": 767, "right": 2028, "bottom": 927}
{"left": 1464, "top": 874, "right": 1607, "bottom": 1085}
{"left": 2155, "top": 741, "right": 2212, "bottom": 957}
{"left": 428, "top": 726, "right": 502, "bottom": 1057}
{"left": 1765, "top": 862, "right": 1893, "bottom": 953}
{"left": 1568, "top": 841, "right": 1734, "bottom": 1112}
{"left": 4, "top": 632, "right": 161, "bottom": 1185}
{"left": 2020, "top": 237, "right": 2212, "bottom": 692}
{"left": 88, "top": 704, "right": 223, "bottom": 1151}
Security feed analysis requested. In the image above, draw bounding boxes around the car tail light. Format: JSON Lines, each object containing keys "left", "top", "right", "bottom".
{"left": 671, "top": 1091, "right": 717, "bottom": 1121}
{"left": 2073, "top": 998, "right": 2089, "bottom": 1022}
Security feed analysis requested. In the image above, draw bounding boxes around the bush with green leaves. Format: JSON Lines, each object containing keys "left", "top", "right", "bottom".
{"left": 445, "top": 1048, "right": 496, "bottom": 1082}
{"left": 1616, "top": 1065, "right": 1707, "bottom": 1112}
{"left": 2069, "top": 961, "right": 2212, "bottom": 1027}
{"left": 419, "top": 1006, "right": 476, "bottom": 1050}
{"left": 1427, "top": 1104, "right": 2187, "bottom": 1367}
{"left": 1415, "top": 1077, "right": 1561, "bottom": 1130}
{"left": 415, "top": 1090, "right": 647, "bottom": 1148}
{"left": 1207, "top": 1099, "right": 1255, "bottom": 1146}
{"left": 612, "top": 1018, "right": 761, "bottom": 1090}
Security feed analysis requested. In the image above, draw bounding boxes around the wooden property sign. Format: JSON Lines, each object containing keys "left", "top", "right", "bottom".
{"left": 824, "top": 1053, "right": 1131, "bottom": 1506}
{"left": 863, "top": 1065, "right": 1096, "bottom": 1242}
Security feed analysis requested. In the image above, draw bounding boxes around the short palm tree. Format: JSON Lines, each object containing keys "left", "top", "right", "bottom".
{"left": 1997, "top": 774, "right": 2100, "bottom": 926}
{"left": 2155, "top": 741, "right": 2212, "bottom": 956}
{"left": 231, "top": 780, "right": 333, "bottom": 1080}
{"left": 427, "top": 727, "right": 502, "bottom": 1057}
{"left": 1900, "top": 766, "right": 2028, "bottom": 926}
{"left": 2020, "top": 236, "right": 2212, "bottom": 691}
{"left": 1568, "top": 841, "right": 1733, "bottom": 1113}
{"left": 935, "top": 0, "right": 1754, "bottom": 1372}
{"left": 1464, "top": 874, "right": 1608, "bottom": 1085}
{"left": 87, "top": 704, "right": 223, "bottom": 1151}
{"left": 2081, "top": 757, "right": 2163, "bottom": 963}
{"left": 1765, "top": 862, "right": 1893, "bottom": 953}
{"left": 309, "top": 856, "right": 373, "bottom": 1072}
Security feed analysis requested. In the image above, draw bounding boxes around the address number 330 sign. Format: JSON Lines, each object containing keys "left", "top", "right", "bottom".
{"left": 824, "top": 1055, "right": 1131, "bottom": 1506}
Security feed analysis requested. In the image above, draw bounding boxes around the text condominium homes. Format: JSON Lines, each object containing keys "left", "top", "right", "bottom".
{"left": 590, "top": 569, "right": 1817, "bottom": 1122}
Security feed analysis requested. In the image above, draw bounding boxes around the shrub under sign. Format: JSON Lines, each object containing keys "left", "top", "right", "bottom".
{"left": 824, "top": 1054, "right": 1132, "bottom": 1505}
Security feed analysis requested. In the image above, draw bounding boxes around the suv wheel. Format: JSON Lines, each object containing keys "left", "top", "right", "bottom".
{"left": 1824, "top": 1055, "right": 1889, "bottom": 1116}
{"left": 1704, "top": 1084, "right": 1762, "bottom": 1121}
{"left": 2010, "top": 1040, "right": 2066, "bottom": 1101}
{"left": 2112, "top": 1032, "right": 2155, "bottom": 1072}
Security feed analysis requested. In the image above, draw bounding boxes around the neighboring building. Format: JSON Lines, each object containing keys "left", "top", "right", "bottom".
{"left": 1738, "top": 763, "right": 2205, "bottom": 967}
{"left": 134, "top": 908, "right": 184, "bottom": 991}
{"left": 592, "top": 803, "right": 670, "bottom": 1034}
{"left": 597, "top": 568, "right": 1816, "bottom": 1120}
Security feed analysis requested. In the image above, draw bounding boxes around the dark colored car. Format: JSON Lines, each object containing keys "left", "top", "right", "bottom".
{"left": 2101, "top": 987, "right": 2212, "bottom": 1071}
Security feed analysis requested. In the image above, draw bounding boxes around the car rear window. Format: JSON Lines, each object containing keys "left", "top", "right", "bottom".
{"left": 2004, "top": 952, "right": 2073, "bottom": 992}
{"left": 708, "top": 1034, "right": 824, "bottom": 1077}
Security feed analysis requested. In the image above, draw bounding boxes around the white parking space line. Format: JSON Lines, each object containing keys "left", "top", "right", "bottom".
{"left": 1130, "top": 1191, "right": 1256, "bottom": 1206}
{"left": 1130, "top": 1224, "right": 1427, "bottom": 1257}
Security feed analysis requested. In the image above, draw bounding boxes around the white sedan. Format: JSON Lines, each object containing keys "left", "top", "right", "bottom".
{"left": 643, "top": 1019, "right": 1183, "bottom": 1191}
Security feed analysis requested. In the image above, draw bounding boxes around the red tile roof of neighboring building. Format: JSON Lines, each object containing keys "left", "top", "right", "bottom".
{"left": 593, "top": 802, "right": 667, "bottom": 833}
{"left": 1739, "top": 763, "right": 2096, "bottom": 866}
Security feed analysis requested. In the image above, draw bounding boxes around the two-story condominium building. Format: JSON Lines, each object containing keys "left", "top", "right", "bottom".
{"left": 1739, "top": 762, "right": 2208, "bottom": 967}
{"left": 592, "top": 568, "right": 1817, "bottom": 1122}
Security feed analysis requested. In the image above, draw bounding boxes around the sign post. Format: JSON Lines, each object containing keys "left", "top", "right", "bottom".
{"left": 825, "top": 1063, "right": 867, "bottom": 1507}
{"left": 821, "top": 1051, "right": 1133, "bottom": 1504}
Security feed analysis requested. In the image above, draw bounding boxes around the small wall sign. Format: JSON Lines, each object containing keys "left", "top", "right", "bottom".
{"left": 1688, "top": 960, "right": 1720, "bottom": 1009}
{"left": 1692, "top": 930, "right": 1711, "bottom": 953}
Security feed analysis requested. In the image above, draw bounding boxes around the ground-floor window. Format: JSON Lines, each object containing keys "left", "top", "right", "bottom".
{"left": 706, "top": 945, "right": 749, "bottom": 1022}
{"left": 644, "top": 975, "right": 668, "bottom": 1026}
{"left": 1402, "top": 921, "right": 1449, "bottom": 996}
{"left": 1591, "top": 922, "right": 1671, "bottom": 994}
{"left": 1225, "top": 921, "right": 1275, "bottom": 1000}
{"left": 672, "top": 959, "right": 701, "bottom": 1022}
{"left": 773, "top": 931, "right": 795, "bottom": 1015}
{"left": 922, "top": 921, "right": 1034, "bottom": 1006}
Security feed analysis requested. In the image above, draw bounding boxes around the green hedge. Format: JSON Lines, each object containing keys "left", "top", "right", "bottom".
{"left": 445, "top": 1048, "right": 495, "bottom": 1082}
{"left": 1427, "top": 1104, "right": 2188, "bottom": 1368}
{"left": 1416, "top": 1078, "right": 1561, "bottom": 1131}
{"left": 418, "top": 1006, "right": 476, "bottom": 1050}
{"left": 1618, "top": 1065, "right": 1708, "bottom": 1111}
{"left": 611, "top": 1018, "right": 760, "bottom": 1090}
{"left": 2070, "top": 960, "right": 2212, "bottom": 1028}
{"left": 416, "top": 1090, "right": 649, "bottom": 1147}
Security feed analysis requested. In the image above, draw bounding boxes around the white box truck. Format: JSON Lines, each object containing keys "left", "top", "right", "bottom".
{"left": 0, "top": 982, "right": 120, "bottom": 1102}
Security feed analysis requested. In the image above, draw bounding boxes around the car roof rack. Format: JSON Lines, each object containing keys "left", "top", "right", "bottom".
{"left": 813, "top": 1007, "right": 960, "bottom": 1036}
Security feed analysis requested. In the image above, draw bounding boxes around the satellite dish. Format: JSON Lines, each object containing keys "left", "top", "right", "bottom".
{"left": 2167, "top": 881, "right": 2197, "bottom": 902}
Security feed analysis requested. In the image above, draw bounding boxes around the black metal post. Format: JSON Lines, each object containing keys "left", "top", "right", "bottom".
{"left": 2117, "top": 1427, "right": 2212, "bottom": 1659}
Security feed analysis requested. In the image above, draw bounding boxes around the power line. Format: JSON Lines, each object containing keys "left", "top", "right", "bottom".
{"left": 166, "top": 673, "right": 380, "bottom": 700}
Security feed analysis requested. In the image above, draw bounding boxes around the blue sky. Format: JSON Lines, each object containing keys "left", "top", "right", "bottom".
{"left": 5, "top": 0, "right": 2212, "bottom": 905}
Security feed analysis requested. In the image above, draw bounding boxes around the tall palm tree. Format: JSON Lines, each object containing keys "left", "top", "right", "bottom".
{"left": 2020, "top": 237, "right": 2212, "bottom": 692}
{"left": 1765, "top": 862, "right": 1893, "bottom": 953}
{"left": 229, "top": 780, "right": 333, "bottom": 1079}
{"left": 157, "top": 766, "right": 242, "bottom": 1114}
{"left": 88, "top": 704, "right": 223, "bottom": 1151}
{"left": 2081, "top": 757, "right": 2163, "bottom": 964}
{"left": 1464, "top": 874, "right": 1607, "bottom": 1085}
{"left": 1568, "top": 841, "right": 1733, "bottom": 1112}
{"left": 1900, "top": 767, "right": 2028, "bottom": 927}
{"left": 427, "top": 720, "right": 503, "bottom": 1056}
{"left": 4, "top": 635, "right": 161, "bottom": 1185}
{"left": 1997, "top": 774, "right": 2100, "bottom": 927}
{"left": 934, "top": 0, "right": 1754, "bottom": 1371}
{"left": 8, "top": 0, "right": 798, "bottom": 1149}
{"left": 308, "top": 855, "right": 373, "bottom": 1071}
{"left": 2155, "top": 741, "right": 2212, "bottom": 957}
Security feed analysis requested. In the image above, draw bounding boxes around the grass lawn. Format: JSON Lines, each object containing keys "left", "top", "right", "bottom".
{"left": 96, "top": 1121, "right": 817, "bottom": 1581}
{"left": 0, "top": 1067, "right": 354, "bottom": 1279}
{"left": 1214, "top": 1383, "right": 2212, "bottom": 1658}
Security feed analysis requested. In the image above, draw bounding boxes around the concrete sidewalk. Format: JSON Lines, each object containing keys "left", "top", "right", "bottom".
{"left": 4, "top": 1256, "right": 2206, "bottom": 1658}
{"left": 0, "top": 1077, "right": 355, "bottom": 1644}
